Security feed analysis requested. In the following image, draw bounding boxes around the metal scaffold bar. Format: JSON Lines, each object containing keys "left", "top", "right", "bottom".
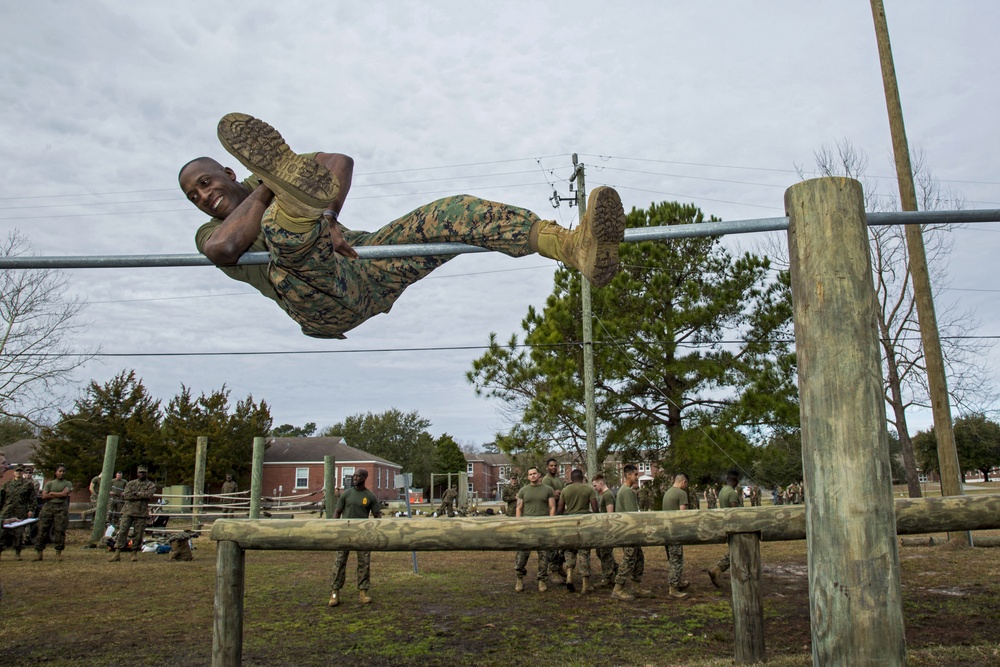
{"left": 2, "top": 208, "right": 997, "bottom": 269}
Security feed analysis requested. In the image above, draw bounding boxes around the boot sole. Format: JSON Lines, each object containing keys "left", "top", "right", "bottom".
{"left": 217, "top": 113, "right": 338, "bottom": 209}
{"left": 584, "top": 186, "right": 626, "bottom": 288}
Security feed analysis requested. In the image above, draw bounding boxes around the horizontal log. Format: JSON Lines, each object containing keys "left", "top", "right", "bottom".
{"left": 209, "top": 493, "right": 1000, "bottom": 552}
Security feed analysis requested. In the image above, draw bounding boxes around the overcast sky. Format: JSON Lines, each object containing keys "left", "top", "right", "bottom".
{"left": 1, "top": 1, "right": 997, "bottom": 448}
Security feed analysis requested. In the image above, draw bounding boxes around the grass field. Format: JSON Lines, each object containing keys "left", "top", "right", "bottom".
{"left": 1, "top": 512, "right": 998, "bottom": 665}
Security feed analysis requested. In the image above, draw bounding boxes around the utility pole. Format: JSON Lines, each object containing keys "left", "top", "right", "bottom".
{"left": 870, "top": 0, "right": 967, "bottom": 544}
{"left": 552, "top": 155, "right": 598, "bottom": 479}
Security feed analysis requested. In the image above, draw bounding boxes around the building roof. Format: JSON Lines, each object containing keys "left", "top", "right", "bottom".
{"left": 0, "top": 438, "right": 39, "bottom": 465}
{"left": 263, "top": 437, "right": 401, "bottom": 468}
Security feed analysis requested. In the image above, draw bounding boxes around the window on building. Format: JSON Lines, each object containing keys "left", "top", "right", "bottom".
{"left": 341, "top": 466, "right": 354, "bottom": 489}
{"left": 559, "top": 464, "right": 567, "bottom": 477}
{"left": 467, "top": 462, "right": 474, "bottom": 475}
{"left": 295, "top": 467, "right": 309, "bottom": 489}
{"left": 468, "top": 483, "right": 474, "bottom": 495}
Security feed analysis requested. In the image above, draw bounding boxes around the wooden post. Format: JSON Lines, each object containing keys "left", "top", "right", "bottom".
{"left": 88, "top": 435, "right": 119, "bottom": 545}
{"left": 249, "top": 436, "right": 265, "bottom": 519}
{"left": 786, "top": 177, "right": 906, "bottom": 665}
{"left": 193, "top": 436, "right": 208, "bottom": 530}
{"left": 212, "top": 540, "right": 245, "bottom": 667}
{"left": 324, "top": 455, "right": 336, "bottom": 518}
{"left": 729, "top": 532, "right": 765, "bottom": 664}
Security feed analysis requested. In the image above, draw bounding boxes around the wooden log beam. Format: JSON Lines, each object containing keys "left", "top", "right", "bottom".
{"left": 209, "top": 493, "right": 1000, "bottom": 551}
{"left": 211, "top": 540, "right": 245, "bottom": 667}
{"left": 730, "top": 533, "right": 765, "bottom": 664}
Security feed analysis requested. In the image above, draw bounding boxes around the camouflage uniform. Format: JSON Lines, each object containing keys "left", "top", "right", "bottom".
{"left": 262, "top": 195, "right": 538, "bottom": 339}
{"left": 541, "top": 473, "right": 566, "bottom": 576}
{"left": 114, "top": 477, "right": 157, "bottom": 552}
{"left": 501, "top": 479, "right": 520, "bottom": 516}
{"left": 221, "top": 478, "right": 238, "bottom": 516}
{"left": 437, "top": 487, "right": 458, "bottom": 517}
{"left": 0, "top": 475, "right": 36, "bottom": 557}
{"left": 35, "top": 478, "right": 73, "bottom": 555}
{"left": 661, "top": 486, "right": 688, "bottom": 589}
{"left": 594, "top": 488, "right": 618, "bottom": 584}
{"left": 705, "top": 486, "right": 718, "bottom": 509}
{"left": 109, "top": 476, "right": 127, "bottom": 519}
{"left": 331, "top": 486, "right": 381, "bottom": 592}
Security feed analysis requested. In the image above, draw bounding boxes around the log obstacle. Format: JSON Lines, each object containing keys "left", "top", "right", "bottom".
{"left": 209, "top": 494, "right": 1000, "bottom": 667}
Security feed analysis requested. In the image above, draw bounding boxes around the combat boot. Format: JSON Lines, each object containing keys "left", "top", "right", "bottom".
{"left": 707, "top": 567, "right": 723, "bottom": 588}
{"left": 580, "top": 577, "right": 593, "bottom": 595}
{"left": 537, "top": 580, "right": 548, "bottom": 593}
{"left": 108, "top": 550, "right": 121, "bottom": 562}
{"left": 676, "top": 579, "right": 690, "bottom": 591}
{"left": 328, "top": 590, "right": 340, "bottom": 607}
{"left": 548, "top": 570, "right": 564, "bottom": 585}
{"left": 564, "top": 566, "right": 575, "bottom": 592}
{"left": 632, "top": 583, "right": 655, "bottom": 599}
{"left": 610, "top": 583, "right": 634, "bottom": 601}
{"left": 668, "top": 586, "right": 690, "bottom": 600}
{"left": 130, "top": 551, "right": 139, "bottom": 562}
{"left": 32, "top": 550, "right": 43, "bottom": 561}
{"left": 514, "top": 576, "right": 524, "bottom": 593}
{"left": 217, "top": 113, "right": 340, "bottom": 223}
{"left": 358, "top": 590, "right": 372, "bottom": 605}
{"left": 528, "top": 186, "right": 626, "bottom": 288}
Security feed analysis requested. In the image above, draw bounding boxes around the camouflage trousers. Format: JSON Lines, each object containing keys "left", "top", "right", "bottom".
{"left": 514, "top": 549, "right": 550, "bottom": 581}
{"left": 35, "top": 505, "right": 69, "bottom": 553}
{"left": 263, "top": 195, "right": 540, "bottom": 339}
{"left": 114, "top": 513, "right": 149, "bottom": 551}
{"left": 563, "top": 548, "right": 591, "bottom": 577}
{"left": 0, "top": 524, "right": 27, "bottom": 553}
{"left": 595, "top": 547, "right": 618, "bottom": 582}
{"left": 332, "top": 550, "right": 371, "bottom": 591}
{"left": 614, "top": 546, "right": 645, "bottom": 586}
{"left": 665, "top": 544, "right": 685, "bottom": 587}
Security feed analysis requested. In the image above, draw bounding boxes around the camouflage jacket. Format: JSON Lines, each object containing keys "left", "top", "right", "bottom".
{"left": 121, "top": 479, "right": 157, "bottom": 516}
{"left": 501, "top": 482, "right": 520, "bottom": 506}
{"left": 0, "top": 478, "right": 37, "bottom": 518}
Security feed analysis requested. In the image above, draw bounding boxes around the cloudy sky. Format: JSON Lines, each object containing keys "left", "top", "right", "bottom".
{"left": 2, "top": 1, "right": 997, "bottom": 447}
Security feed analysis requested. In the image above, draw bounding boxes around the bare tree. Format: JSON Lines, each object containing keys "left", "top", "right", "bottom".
{"left": 772, "top": 140, "right": 995, "bottom": 497}
{"left": 0, "top": 231, "right": 95, "bottom": 425}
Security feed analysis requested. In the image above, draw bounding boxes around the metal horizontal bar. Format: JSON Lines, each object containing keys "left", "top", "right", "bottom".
{"left": 1, "top": 209, "right": 997, "bottom": 269}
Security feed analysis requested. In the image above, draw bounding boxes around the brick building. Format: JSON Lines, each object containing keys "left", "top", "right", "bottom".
{"left": 263, "top": 437, "right": 402, "bottom": 502}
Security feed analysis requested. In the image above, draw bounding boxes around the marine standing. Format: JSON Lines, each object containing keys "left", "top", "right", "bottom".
{"left": 661, "top": 473, "right": 692, "bottom": 599}
{"left": 541, "top": 458, "right": 566, "bottom": 583}
{"left": 0, "top": 465, "right": 36, "bottom": 560}
{"left": 221, "top": 474, "right": 239, "bottom": 516}
{"left": 34, "top": 465, "right": 73, "bottom": 561}
{"left": 557, "top": 469, "right": 598, "bottom": 594}
{"left": 514, "top": 466, "right": 556, "bottom": 593}
{"left": 612, "top": 464, "right": 652, "bottom": 601}
{"left": 501, "top": 473, "right": 520, "bottom": 517}
{"left": 591, "top": 474, "right": 618, "bottom": 588}
{"left": 329, "top": 468, "right": 381, "bottom": 607}
{"left": 109, "top": 466, "right": 157, "bottom": 562}
{"left": 706, "top": 470, "right": 742, "bottom": 588}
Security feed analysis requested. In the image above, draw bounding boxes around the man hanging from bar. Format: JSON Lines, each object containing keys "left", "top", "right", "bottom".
{"left": 179, "top": 113, "right": 626, "bottom": 339}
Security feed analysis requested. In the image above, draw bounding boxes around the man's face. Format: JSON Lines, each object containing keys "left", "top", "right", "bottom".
{"left": 679, "top": 477, "right": 688, "bottom": 490}
{"left": 179, "top": 159, "right": 248, "bottom": 219}
{"left": 592, "top": 480, "right": 605, "bottom": 493}
{"left": 527, "top": 469, "right": 541, "bottom": 484}
{"left": 546, "top": 461, "right": 558, "bottom": 475}
{"left": 509, "top": 476, "right": 517, "bottom": 485}
{"left": 625, "top": 471, "right": 638, "bottom": 486}
{"left": 137, "top": 470, "right": 147, "bottom": 480}
{"left": 115, "top": 473, "right": 123, "bottom": 479}
{"left": 55, "top": 467, "right": 66, "bottom": 479}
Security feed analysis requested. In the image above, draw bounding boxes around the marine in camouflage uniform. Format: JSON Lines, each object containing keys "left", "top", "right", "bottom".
{"left": 501, "top": 475, "right": 520, "bottom": 516}
{"left": 513, "top": 467, "right": 555, "bottom": 592}
{"left": 437, "top": 486, "right": 458, "bottom": 517}
{"left": 541, "top": 459, "right": 566, "bottom": 582}
{"left": 109, "top": 472, "right": 127, "bottom": 521}
{"left": 705, "top": 485, "right": 718, "bottom": 509}
{"left": 329, "top": 469, "right": 381, "bottom": 606}
{"left": 707, "top": 470, "right": 742, "bottom": 588}
{"left": 182, "top": 113, "right": 626, "bottom": 340}
{"left": 34, "top": 465, "right": 73, "bottom": 561}
{"left": 612, "top": 465, "right": 650, "bottom": 601}
{"left": 661, "top": 474, "right": 692, "bottom": 599}
{"left": 110, "top": 466, "right": 157, "bottom": 562}
{"left": 0, "top": 466, "right": 36, "bottom": 560}
{"left": 591, "top": 474, "right": 618, "bottom": 587}
{"left": 221, "top": 474, "right": 239, "bottom": 516}
{"left": 557, "top": 470, "right": 598, "bottom": 594}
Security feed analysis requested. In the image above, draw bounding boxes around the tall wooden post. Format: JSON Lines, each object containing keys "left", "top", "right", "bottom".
{"left": 193, "top": 436, "right": 208, "bottom": 530}
{"left": 212, "top": 540, "right": 245, "bottom": 667}
{"left": 324, "top": 455, "right": 336, "bottom": 518}
{"left": 786, "top": 177, "right": 906, "bottom": 666}
{"left": 729, "top": 532, "right": 765, "bottom": 664}
{"left": 870, "top": 0, "right": 966, "bottom": 543}
{"left": 249, "top": 436, "right": 265, "bottom": 519}
{"left": 88, "top": 435, "right": 119, "bottom": 545}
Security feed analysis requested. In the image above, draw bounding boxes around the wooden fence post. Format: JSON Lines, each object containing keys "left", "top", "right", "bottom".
{"left": 324, "top": 455, "right": 336, "bottom": 518}
{"left": 88, "top": 435, "right": 119, "bottom": 545}
{"left": 212, "top": 540, "right": 245, "bottom": 667}
{"left": 193, "top": 436, "right": 208, "bottom": 530}
{"left": 250, "top": 436, "right": 265, "bottom": 519}
{"left": 786, "top": 177, "right": 906, "bottom": 665}
{"left": 729, "top": 532, "right": 765, "bottom": 664}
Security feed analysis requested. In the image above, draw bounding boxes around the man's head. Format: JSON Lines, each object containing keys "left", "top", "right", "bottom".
{"left": 509, "top": 473, "right": 518, "bottom": 485}
{"left": 526, "top": 466, "right": 541, "bottom": 485}
{"left": 14, "top": 465, "right": 24, "bottom": 475}
{"left": 22, "top": 468, "right": 33, "bottom": 479}
{"left": 546, "top": 458, "right": 559, "bottom": 475}
{"left": 570, "top": 469, "right": 585, "bottom": 483}
{"left": 137, "top": 465, "right": 148, "bottom": 479}
{"left": 622, "top": 464, "right": 638, "bottom": 486}
{"left": 115, "top": 472, "right": 123, "bottom": 479}
{"left": 225, "top": 474, "right": 233, "bottom": 482}
{"left": 673, "top": 472, "right": 689, "bottom": 490}
{"left": 353, "top": 468, "right": 369, "bottom": 489}
{"left": 179, "top": 157, "right": 249, "bottom": 220}
{"left": 592, "top": 473, "right": 607, "bottom": 493}
{"left": 727, "top": 469, "right": 740, "bottom": 487}
{"left": 55, "top": 465, "right": 66, "bottom": 479}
